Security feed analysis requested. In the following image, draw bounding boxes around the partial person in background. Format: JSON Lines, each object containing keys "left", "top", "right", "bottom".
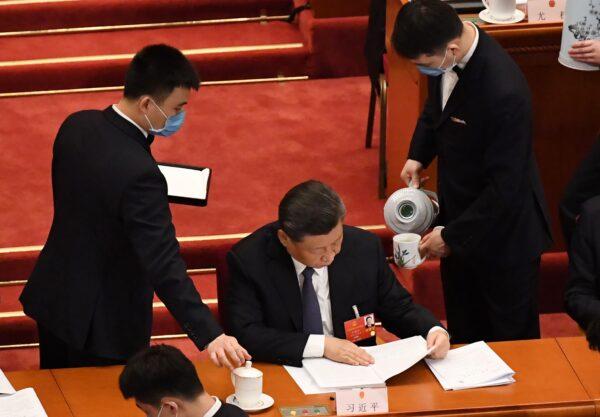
{"left": 569, "top": 39, "right": 600, "bottom": 67}
{"left": 20, "top": 44, "right": 249, "bottom": 369}
{"left": 392, "top": 0, "right": 552, "bottom": 344}
{"left": 565, "top": 196, "right": 600, "bottom": 351}
{"left": 120, "top": 345, "right": 248, "bottom": 417}
{"left": 559, "top": 134, "right": 600, "bottom": 248}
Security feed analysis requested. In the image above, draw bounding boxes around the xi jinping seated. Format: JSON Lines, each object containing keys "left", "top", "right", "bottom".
{"left": 225, "top": 180, "right": 449, "bottom": 367}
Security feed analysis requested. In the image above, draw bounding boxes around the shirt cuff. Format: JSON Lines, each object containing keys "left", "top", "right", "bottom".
{"left": 428, "top": 326, "right": 450, "bottom": 340}
{"left": 302, "top": 334, "right": 325, "bottom": 358}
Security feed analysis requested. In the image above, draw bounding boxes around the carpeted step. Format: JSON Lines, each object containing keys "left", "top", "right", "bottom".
{"left": 0, "top": 77, "right": 383, "bottom": 249}
{"left": 0, "top": 0, "right": 294, "bottom": 32}
{"left": 0, "top": 21, "right": 309, "bottom": 93}
{"left": 0, "top": 273, "right": 219, "bottom": 346}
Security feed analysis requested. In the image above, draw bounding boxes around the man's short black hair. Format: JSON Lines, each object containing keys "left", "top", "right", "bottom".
{"left": 124, "top": 44, "right": 200, "bottom": 102}
{"left": 119, "top": 345, "right": 204, "bottom": 407}
{"left": 392, "top": 0, "right": 464, "bottom": 59}
{"left": 278, "top": 180, "right": 346, "bottom": 242}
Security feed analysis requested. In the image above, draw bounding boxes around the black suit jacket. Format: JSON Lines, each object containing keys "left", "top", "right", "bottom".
{"left": 408, "top": 27, "right": 552, "bottom": 267}
{"left": 20, "top": 107, "right": 222, "bottom": 360}
{"left": 559, "top": 135, "right": 600, "bottom": 249}
{"left": 565, "top": 195, "right": 600, "bottom": 330}
{"left": 225, "top": 223, "right": 441, "bottom": 367}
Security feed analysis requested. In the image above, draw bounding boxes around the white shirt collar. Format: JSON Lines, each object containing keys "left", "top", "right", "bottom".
{"left": 291, "top": 257, "right": 326, "bottom": 278}
{"left": 111, "top": 104, "right": 148, "bottom": 138}
{"left": 457, "top": 21, "right": 479, "bottom": 70}
{"left": 203, "top": 396, "right": 222, "bottom": 417}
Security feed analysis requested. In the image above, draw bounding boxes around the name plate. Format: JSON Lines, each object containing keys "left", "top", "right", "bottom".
{"left": 335, "top": 387, "right": 389, "bottom": 416}
{"left": 528, "top": 0, "right": 566, "bottom": 22}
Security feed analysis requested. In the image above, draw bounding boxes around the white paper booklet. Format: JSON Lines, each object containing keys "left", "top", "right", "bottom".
{"left": 0, "top": 388, "right": 48, "bottom": 417}
{"left": 0, "top": 369, "right": 16, "bottom": 395}
{"left": 300, "top": 336, "right": 431, "bottom": 389}
{"left": 283, "top": 365, "right": 334, "bottom": 395}
{"left": 158, "top": 164, "right": 210, "bottom": 200}
{"left": 425, "top": 341, "right": 515, "bottom": 391}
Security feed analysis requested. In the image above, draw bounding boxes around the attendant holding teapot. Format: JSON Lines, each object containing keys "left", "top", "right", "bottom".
{"left": 391, "top": 0, "right": 552, "bottom": 343}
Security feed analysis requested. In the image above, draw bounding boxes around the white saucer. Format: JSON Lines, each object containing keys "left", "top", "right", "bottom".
{"left": 479, "top": 8, "right": 525, "bottom": 24}
{"left": 225, "top": 393, "right": 274, "bottom": 412}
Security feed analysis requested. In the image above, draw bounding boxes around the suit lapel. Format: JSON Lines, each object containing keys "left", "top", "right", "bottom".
{"left": 328, "top": 240, "right": 357, "bottom": 339}
{"left": 435, "top": 25, "right": 486, "bottom": 129}
{"left": 266, "top": 236, "right": 303, "bottom": 331}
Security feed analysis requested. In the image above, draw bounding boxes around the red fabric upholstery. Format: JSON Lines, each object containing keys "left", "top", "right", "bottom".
{"left": 0, "top": 0, "right": 294, "bottom": 32}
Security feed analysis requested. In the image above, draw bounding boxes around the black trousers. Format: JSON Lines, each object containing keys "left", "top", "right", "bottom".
{"left": 440, "top": 256, "right": 541, "bottom": 344}
{"left": 38, "top": 324, "right": 125, "bottom": 369}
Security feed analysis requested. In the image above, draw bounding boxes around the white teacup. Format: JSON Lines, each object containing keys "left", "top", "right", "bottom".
{"left": 231, "top": 361, "right": 263, "bottom": 409}
{"left": 482, "top": 0, "right": 516, "bottom": 20}
{"left": 393, "top": 233, "right": 427, "bottom": 269}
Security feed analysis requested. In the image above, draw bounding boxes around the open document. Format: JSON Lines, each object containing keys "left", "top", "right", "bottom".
{"left": 297, "top": 336, "right": 431, "bottom": 390}
{"left": 158, "top": 163, "right": 211, "bottom": 206}
{"left": 425, "top": 341, "right": 515, "bottom": 390}
{"left": 0, "top": 369, "right": 16, "bottom": 395}
{"left": 0, "top": 388, "right": 48, "bottom": 417}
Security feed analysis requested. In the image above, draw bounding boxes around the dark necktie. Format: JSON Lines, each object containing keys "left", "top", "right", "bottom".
{"left": 301, "top": 267, "right": 324, "bottom": 335}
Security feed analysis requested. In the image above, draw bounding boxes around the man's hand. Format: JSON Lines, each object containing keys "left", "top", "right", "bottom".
{"left": 569, "top": 40, "right": 600, "bottom": 66}
{"left": 400, "top": 159, "right": 428, "bottom": 188}
{"left": 207, "top": 334, "right": 251, "bottom": 370}
{"left": 324, "top": 336, "right": 375, "bottom": 366}
{"left": 420, "top": 228, "right": 451, "bottom": 259}
{"left": 426, "top": 329, "right": 450, "bottom": 359}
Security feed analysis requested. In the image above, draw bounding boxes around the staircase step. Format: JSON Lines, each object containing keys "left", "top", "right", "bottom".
{"left": 0, "top": 0, "right": 294, "bottom": 32}
{"left": 0, "top": 21, "right": 308, "bottom": 92}
{"left": 0, "top": 274, "right": 219, "bottom": 346}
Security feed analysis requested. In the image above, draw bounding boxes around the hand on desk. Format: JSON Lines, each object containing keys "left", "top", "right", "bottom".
{"left": 324, "top": 336, "right": 375, "bottom": 366}
{"left": 207, "top": 334, "right": 251, "bottom": 370}
{"left": 420, "top": 228, "right": 451, "bottom": 259}
{"left": 427, "top": 330, "right": 450, "bottom": 359}
{"left": 569, "top": 40, "right": 600, "bottom": 66}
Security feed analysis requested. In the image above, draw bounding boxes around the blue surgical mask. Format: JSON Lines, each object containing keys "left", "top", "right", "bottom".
{"left": 417, "top": 48, "right": 456, "bottom": 77}
{"left": 145, "top": 99, "right": 186, "bottom": 137}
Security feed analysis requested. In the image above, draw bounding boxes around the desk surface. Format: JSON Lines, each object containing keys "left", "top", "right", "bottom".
{"left": 49, "top": 338, "right": 595, "bottom": 417}
{"left": 558, "top": 337, "right": 600, "bottom": 402}
{"left": 7, "top": 369, "right": 74, "bottom": 417}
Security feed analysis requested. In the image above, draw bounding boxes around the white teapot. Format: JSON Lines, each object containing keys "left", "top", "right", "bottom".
{"left": 384, "top": 183, "right": 439, "bottom": 235}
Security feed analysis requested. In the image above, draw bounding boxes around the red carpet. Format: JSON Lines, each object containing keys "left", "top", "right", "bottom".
{"left": 0, "top": 21, "right": 310, "bottom": 92}
{"left": 0, "top": 0, "right": 294, "bottom": 32}
{"left": 0, "top": 76, "right": 383, "bottom": 249}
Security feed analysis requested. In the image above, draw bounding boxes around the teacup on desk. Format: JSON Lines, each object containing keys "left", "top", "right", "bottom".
{"left": 482, "top": 0, "right": 517, "bottom": 20}
{"left": 231, "top": 361, "right": 263, "bottom": 409}
{"left": 393, "top": 233, "right": 427, "bottom": 269}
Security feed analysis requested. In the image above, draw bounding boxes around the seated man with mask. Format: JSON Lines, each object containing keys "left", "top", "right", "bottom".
{"left": 225, "top": 180, "right": 449, "bottom": 367}
{"left": 119, "top": 345, "right": 248, "bottom": 417}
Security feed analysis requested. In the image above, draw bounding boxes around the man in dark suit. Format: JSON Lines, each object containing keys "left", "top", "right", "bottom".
{"left": 565, "top": 196, "right": 600, "bottom": 351}
{"left": 19, "top": 44, "right": 249, "bottom": 369}
{"left": 392, "top": 0, "right": 552, "bottom": 343}
{"left": 225, "top": 180, "right": 449, "bottom": 367}
{"left": 560, "top": 135, "right": 600, "bottom": 249}
{"left": 120, "top": 344, "right": 248, "bottom": 417}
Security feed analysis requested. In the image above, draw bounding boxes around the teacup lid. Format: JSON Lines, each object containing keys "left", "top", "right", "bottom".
{"left": 233, "top": 361, "right": 262, "bottom": 378}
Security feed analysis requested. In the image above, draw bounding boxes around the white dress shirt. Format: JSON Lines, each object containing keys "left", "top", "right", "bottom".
{"left": 292, "top": 257, "right": 448, "bottom": 358}
{"left": 441, "top": 21, "right": 479, "bottom": 110}
{"left": 111, "top": 104, "right": 149, "bottom": 138}
{"left": 203, "top": 396, "right": 222, "bottom": 417}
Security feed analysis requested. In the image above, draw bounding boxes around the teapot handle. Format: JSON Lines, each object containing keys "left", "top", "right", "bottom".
{"left": 424, "top": 190, "right": 440, "bottom": 217}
